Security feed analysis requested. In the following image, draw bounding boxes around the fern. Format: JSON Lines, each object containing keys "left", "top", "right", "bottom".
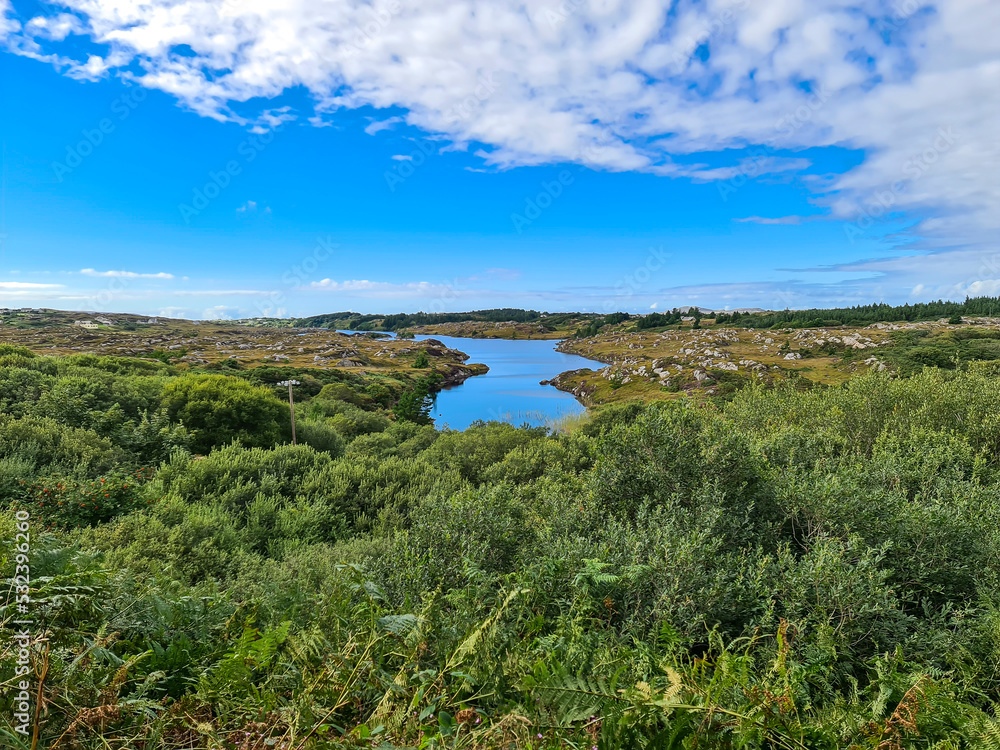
{"left": 975, "top": 714, "right": 1000, "bottom": 750}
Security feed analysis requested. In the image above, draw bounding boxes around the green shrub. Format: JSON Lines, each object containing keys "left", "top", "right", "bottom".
{"left": 12, "top": 467, "right": 156, "bottom": 529}
{"left": 420, "top": 421, "right": 548, "bottom": 484}
{"left": 160, "top": 373, "right": 287, "bottom": 452}
{"left": 297, "top": 418, "right": 346, "bottom": 456}
{"left": 0, "top": 416, "right": 122, "bottom": 476}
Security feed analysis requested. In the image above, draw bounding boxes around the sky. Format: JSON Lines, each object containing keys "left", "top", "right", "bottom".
{"left": 0, "top": 0, "right": 997, "bottom": 319}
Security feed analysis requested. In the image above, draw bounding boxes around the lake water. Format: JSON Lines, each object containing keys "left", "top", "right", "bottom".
{"left": 411, "top": 334, "right": 602, "bottom": 430}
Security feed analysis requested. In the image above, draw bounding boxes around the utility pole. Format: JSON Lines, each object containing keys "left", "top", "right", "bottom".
{"left": 278, "top": 380, "right": 301, "bottom": 444}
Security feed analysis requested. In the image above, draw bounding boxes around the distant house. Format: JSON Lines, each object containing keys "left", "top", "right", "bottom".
{"left": 74, "top": 320, "right": 99, "bottom": 330}
{"left": 144, "top": 318, "right": 159, "bottom": 325}
{"left": 95, "top": 316, "right": 115, "bottom": 326}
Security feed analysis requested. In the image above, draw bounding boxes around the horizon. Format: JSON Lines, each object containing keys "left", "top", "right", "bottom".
{"left": 1, "top": 1, "right": 998, "bottom": 317}
{"left": 3, "top": 295, "right": 992, "bottom": 324}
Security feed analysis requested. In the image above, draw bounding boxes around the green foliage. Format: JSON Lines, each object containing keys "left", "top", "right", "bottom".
{"left": 0, "top": 415, "right": 122, "bottom": 476}
{"left": 6, "top": 350, "right": 1000, "bottom": 749}
{"left": 12, "top": 467, "right": 156, "bottom": 529}
{"left": 160, "top": 373, "right": 287, "bottom": 453}
{"left": 393, "top": 376, "right": 439, "bottom": 425}
{"left": 413, "top": 350, "right": 431, "bottom": 368}
{"left": 420, "top": 421, "right": 549, "bottom": 483}
{"left": 296, "top": 418, "right": 346, "bottom": 455}
{"left": 297, "top": 307, "right": 545, "bottom": 330}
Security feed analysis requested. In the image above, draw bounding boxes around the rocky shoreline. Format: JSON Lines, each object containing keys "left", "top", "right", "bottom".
{"left": 439, "top": 362, "right": 490, "bottom": 389}
{"left": 540, "top": 368, "right": 600, "bottom": 406}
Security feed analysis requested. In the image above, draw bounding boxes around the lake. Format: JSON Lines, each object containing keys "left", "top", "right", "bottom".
{"left": 411, "top": 334, "right": 602, "bottom": 430}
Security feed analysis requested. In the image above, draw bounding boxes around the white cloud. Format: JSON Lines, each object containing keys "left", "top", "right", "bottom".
{"left": 0, "top": 281, "right": 64, "bottom": 289}
{"left": 157, "top": 306, "right": 191, "bottom": 317}
{"left": 390, "top": 154, "right": 412, "bottom": 161}
{"left": 686, "top": 157, "right": 813, "bottom": 182}
{"left": 80, "top": 268, "right": 175, "bottom": 279}
{"left": 3, "top": 0, "right": 999, "bottom": 298}
{"left": 203, "top": 305, "right": 240, "bottom": 319}
{"left": 24, "top": 13, "right": 83, "bottom": 41}
{"left": 237, "top": 200, "right": 271, "bottom": 215}
{"left": 365, "top": 116, "right": 405, "bottom": 135}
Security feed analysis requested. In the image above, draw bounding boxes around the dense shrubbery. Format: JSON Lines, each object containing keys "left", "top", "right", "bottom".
{"left": 3, "top": 352, "right": 1000, "bottom": 747}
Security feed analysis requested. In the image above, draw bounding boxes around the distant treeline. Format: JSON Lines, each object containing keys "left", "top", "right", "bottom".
{"left": 575, "top": 311, "right": 632, "bottom": 336}
{"left": 296, "top": 308, "right": 545, "bottom": 331}
{"left": 714, "top": 296, "right": 1000, "bottom": 328}
{"left": 635, "top": 309, "right": 703, "bottom": 329}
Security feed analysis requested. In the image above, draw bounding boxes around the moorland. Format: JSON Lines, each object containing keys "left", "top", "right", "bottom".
{"left": 2, "top": 299, "right": 1000, "bottom": 748}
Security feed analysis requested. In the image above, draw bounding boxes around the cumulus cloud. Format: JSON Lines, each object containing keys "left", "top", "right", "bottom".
{"left": 80, "top": 268, "right": 175, "bottom": 279}
{"left": 4, "top": 0, "right": 999, "bottom": 300}
{"left": 24, "top": 13, "right": 83, "bottom": 41}
{"left": 203, "top": 305, "right": 240, "bottom": 319}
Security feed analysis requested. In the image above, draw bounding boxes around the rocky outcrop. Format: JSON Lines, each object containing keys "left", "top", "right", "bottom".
{"left": 437, "top": 363, "right": 489, "bottom": 389}
{"left": 542, "top": 368, "right": 599, "bottom": 405}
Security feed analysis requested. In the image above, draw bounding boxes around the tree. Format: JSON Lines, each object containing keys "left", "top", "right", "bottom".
{"left": 413, "top": 351, "right": 430, "bottom": 368}
{"left": 393, "top": 376, "right": 438, "bottom": 425}
{"left": 160, "top": 373, "right": 287, "bottom": 453}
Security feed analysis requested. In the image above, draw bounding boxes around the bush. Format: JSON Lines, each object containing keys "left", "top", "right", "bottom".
{"left": 12, "top": 468, "right": 156, "bottom": 529}
{"left": 161, "top": 373, "right": 287, "bottom": 453}
{"left": 0, "top": 416, "right": 122, "bottom": 476}
{"left": 297, "top": 419, "right": 346, "bottom": 456}
{"left": 590, "top": 403, "right": 776, "bottom": 542}
{"left": 420, "top": 421, "right": 548, "bottom": 484}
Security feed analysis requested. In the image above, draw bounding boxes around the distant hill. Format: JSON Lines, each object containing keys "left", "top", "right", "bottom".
{"left": 294, "top": 309, "right": 546, "bottom": 331}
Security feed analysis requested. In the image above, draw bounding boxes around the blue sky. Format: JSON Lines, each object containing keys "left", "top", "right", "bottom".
{"left": 1, "top": 0, "right": 996, "bottom": 318}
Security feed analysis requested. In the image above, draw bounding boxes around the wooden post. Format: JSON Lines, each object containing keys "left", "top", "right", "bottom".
{"left": 287, "top": 381, "right": 297, "bottom": 445}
